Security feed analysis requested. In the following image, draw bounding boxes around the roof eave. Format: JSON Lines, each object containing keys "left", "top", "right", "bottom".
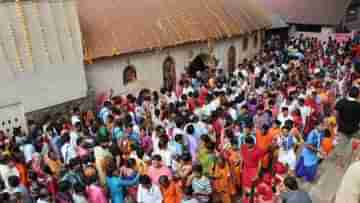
{"left": 86, "top": 28, "right": 268, "bottom": 63}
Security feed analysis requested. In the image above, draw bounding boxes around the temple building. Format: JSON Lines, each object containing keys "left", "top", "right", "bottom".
{"left": 79, "top": 0, "right": 271, "bottom": 95}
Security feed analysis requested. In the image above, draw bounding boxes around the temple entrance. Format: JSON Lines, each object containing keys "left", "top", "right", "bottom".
{"left": 163, "top": 56, "right": 176, "bottom": 91}
{"left": 188, "top": 53, "right": 217, "bottom": 77}
{"left": 227, "top": 46, "right": 236, "bottom": 74}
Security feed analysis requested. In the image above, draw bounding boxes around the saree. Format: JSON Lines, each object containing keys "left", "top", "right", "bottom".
{"left": 225, "top": 149, "right": 242, "bottom": 187}
{"left": 213, "top": 164, "right": 236, "bottom": 203}
{"left": 309, "top": 134, "right": 360, "bottom": 202}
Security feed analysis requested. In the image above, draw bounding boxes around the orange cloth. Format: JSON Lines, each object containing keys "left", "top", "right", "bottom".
{"left": 256, "top": 130, "right": 274, "bottom": 168}
{"left": 226, "top": 149, "right": 242, "bottom": 187}
{"left": 268, "top": 127, "right": 281, "bottom": 140}
{"left": 208, "top": 78, "right": 216, "bottom": 89}
{"left": 256, "top": 130, "right": 273, "bottom": 151}
{"left": 322, "top": 137, "right": 334, "bottom": 155}
{"left": 44, "top": 156, "right": 62, "bottom": 177}
{"left": 15, "top": 163, "right": 29, "bottom": 187}
{"left": 213, "top": 164, "right": 236, "bottom": 203}
{"left": 136, "top": 158, "right": 148, "bottom": 175}
{"left": 319, "top": 91, "right": 329, "bottom": 104}
{"left": 161, "top": 182, "right": 182, "bottom": 203}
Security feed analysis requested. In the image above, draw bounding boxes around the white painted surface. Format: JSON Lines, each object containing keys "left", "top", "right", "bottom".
{"left": 0, "top": 103, "right": 27, "bottom": 136}
{"left": 86, "top": 32, "right": 263, "bottom": 95}
{"left": 0, "top": 0, "right": 87, "bottom": 112}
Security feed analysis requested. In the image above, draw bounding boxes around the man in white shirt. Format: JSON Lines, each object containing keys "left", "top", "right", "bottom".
{"left": 227, "top": 104, "right": 238, "bottom": 121}
{"left": 21, "top": 138, "right": 35, "bottom": 164}
{"left": 70, "top": 122, "right": 82, "bottom": 148}
{"left": 71, "top": 107, "right": 81, "bottom": 126}
{"left": 60, "top": 133, "right": 77, "bottom": 165}
{"left": 298, "top": 98, "right": 311, "bottom": 126}
{"left": 137, "top": 175, "right": 163, "bottom": 203}
{"left": 99, "top": 101, "right": 112, "bottom": 124}
{"left": 152, "top": 126, "right": 164, "bottom": 154}
{"left": 277, "top": 107, "right": 293, "bottom": 127}
{"left": 280, "top": 98, "right": 298, "bottom": 114}
{"left": 183, "top": 81, "right": 194, "bottom": 96}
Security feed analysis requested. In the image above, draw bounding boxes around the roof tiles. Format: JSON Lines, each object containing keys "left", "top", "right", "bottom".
{"left": 78, "top": 0, "right": 271, "bottom": 60}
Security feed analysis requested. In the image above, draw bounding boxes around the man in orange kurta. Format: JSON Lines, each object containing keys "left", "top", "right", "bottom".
{"left": 159, "top": 175, "right": 182, "bottom": 203}
{"left": 268, "top": 120, "right": 282, "bottom": 140}
{"left": 256, "top": 125, "right": 274, "bottom": 169}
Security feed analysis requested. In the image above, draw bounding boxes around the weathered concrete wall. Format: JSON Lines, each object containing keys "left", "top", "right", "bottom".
{"left": 25, "top": 95, "right": 96, "bottom": 123}
{"left": 86, "top": 31, "right": 263, "bottom": 96}
{"left": 0, "top": 0, "right": 87, "bottom": 113}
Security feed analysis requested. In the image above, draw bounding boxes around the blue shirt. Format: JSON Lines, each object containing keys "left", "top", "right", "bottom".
{"left": 281, "top": 135, "right": 295, "bottom": 151}
{"left": 112, "top": 127, "right": 124, "bottom": 141}
{"left": 128, "top": 131, "right": 140, "bottom": 145}
{"left": 99, "top": 107, "right": 111, "bottom": 124}
{"left": 302, "top": 129, "right": 323, "bottom": 166}
{"left": 169, "top": 141, "right": 184, "bottom": 156}
{"left": 106, "top": 174, "right": 139, "bottom": 203}
{"left": 194, "top": 124, "right": 208, "bottom": 139}
{"left": 50, "top": 135, "right": 62, "bottom": 158}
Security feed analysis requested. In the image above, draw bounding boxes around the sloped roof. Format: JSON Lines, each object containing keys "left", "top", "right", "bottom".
{"left": 78, "top": 0, "right": 271, "bottom": 60}
{"left": 258, "top": 0, "right": 352, "bottom": 26}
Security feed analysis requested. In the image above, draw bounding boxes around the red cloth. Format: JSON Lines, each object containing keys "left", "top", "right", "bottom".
{"left": 176, "top": 85, "right": 183, "bottom": 98}
{"left": 352, "top": 140, "right": 360, "bottom": 151}
{"left": 126, "top": 102, "right": 135, "bottom": 113}
{"left": 187, "top": 98, "right": 196, "bottom": 112}
{"left": 352, "top": 45, "right": 360, "bottom": 58}
{"left": 274, "top": 162, "right": 287, "bottom": 175}
{"left": 257, "top": 183, "right": 273, "bottom": 201}
{"left": 47, "top": 176, "right": 59, "bottom": 197}
{"left": 212, "top": 119, "right": 222, "bottom": 136}
{"left": 292, "top": 115, "right": 303, "bottom": 130}
{"left": 197, "top": 97, "right": 205, "bottom": 107}
{"left": 241, "top": 145, "right": 264, "bottom": 188}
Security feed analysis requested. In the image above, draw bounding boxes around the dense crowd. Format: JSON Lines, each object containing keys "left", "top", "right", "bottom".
{"left": 1, "top": 34, "right": 360, "bottom": 203}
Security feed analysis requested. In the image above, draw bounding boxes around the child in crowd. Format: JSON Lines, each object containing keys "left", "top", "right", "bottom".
{"left": 187, "top": 165, "right": 212, "bottom": 203}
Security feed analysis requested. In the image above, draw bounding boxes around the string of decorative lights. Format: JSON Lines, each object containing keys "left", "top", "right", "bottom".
{"left": 7, "top": 10, "right": 23, "bottom": 72}
{"left": 32, "top": 0, "right": 50, "bottom": 64}
{"left": 15, "top": 0, "right": 33, "bottom": 70}
{"left": 62, "top": 0, "right": 75, "bottom": 62}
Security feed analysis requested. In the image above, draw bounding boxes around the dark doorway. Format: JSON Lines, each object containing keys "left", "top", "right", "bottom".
{"left": 227, "top": 46, "right": 236, "bottom": 74}
{"left": 163, "top": 56, "right": 176, "bottom": 91}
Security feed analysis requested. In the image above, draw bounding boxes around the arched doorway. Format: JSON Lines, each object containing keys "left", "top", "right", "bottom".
{"left": 227, "top": 46, "right": 236, "bottom": 74}
{"left": 188, "top": 53, "right": 217, "bottom": 77}
{"left": 123, "top": 65, "right": 137, "bottom": 85}
{"left": 253, "top": 33, "right": 258, "bottom": 48}
{"left": 243, "top": 36, "right": 249, "bottom": 51}
{"left": 163, "top": 56, "right": 176, "bottom": 91}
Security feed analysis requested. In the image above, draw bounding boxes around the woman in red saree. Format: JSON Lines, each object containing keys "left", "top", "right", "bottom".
{"left": 241, "top": 136, "right": 265, "bottom": 199}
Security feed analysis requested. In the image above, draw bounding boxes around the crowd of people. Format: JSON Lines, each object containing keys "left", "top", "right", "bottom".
{"left": 0, "top": 33, "right": 360, "bottom": 203}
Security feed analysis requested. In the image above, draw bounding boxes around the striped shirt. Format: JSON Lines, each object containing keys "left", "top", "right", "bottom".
{"left": 192, "top": 176, "right": 212, "bottom": 203}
